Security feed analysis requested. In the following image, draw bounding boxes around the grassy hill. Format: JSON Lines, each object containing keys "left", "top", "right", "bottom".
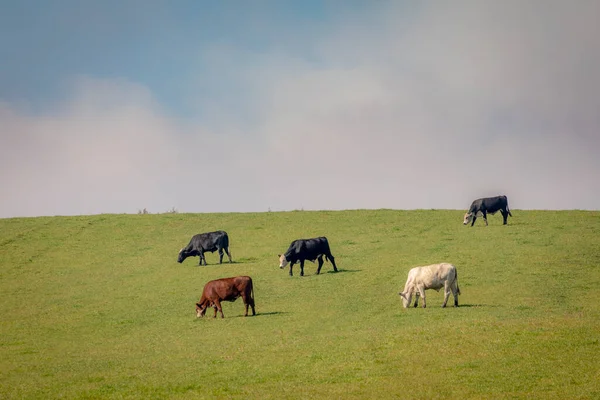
{"left": 1, "top": 210, "right": 599, "bottom": 399}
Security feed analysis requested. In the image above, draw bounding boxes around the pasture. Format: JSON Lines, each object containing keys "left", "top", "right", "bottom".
{"left": 1, "top": 210, "right": 599, "bottom": 399}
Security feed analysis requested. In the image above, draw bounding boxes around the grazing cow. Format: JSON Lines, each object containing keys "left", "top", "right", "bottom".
{"left": 398, "top": 263, "right": 460, "bottom": 308}
{"left": 178, "top": 230, "right": 232, "bottom": 266}
{"left": 463, "top": 195, "right": 512, "bottom": 226}
{"left": 278, "top": 237, "right": 338, "bottom": 276}
{"left": 195, "top": 276, "right": 256, "bottom": 318}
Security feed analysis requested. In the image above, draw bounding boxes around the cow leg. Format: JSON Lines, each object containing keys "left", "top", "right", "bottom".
{"left": 212, "top": 305, "right": 218, "bottom": 318}
{"left": 418, "top": 286, "right": 427, "bottom": 308}
{"left": 199, "top": 251, "right": 206, "bottom": 266}
{"left": 329, "top": 254, "right": 338, "bottom": 272}
{"left": 413, "top": 292, "right": 419, "bottom": 308}
{"left": 241, "top": 294, "right": 256, "bottom": 316}
{"left": 316, "top": 256, "right": 324, "bottom": 274}
{"left": 470, "top": 215, "right": 477, "bottom": 226}
{"left": 482, "top": 211, "right": 488, "bottom": 226}
{"left": 300, "top": 260, "right": 305, "bottom": 276}
{"left": 250, "top": 297, "right": 256, "bottom": 316}
{"left": 453, "top": 285, "right": 459, "bottom": 307}
{"left": 213, "top": 299, "right": 224, "bottom": 318}
{"left": 450, "top": 279, "right": 460, "bottom": 307}
{"left": 442, "top": 282, "right": 451, "bottom": 308}
{"left": 224, "top": 247, "right": 233, "bottom": 263}
{"left": 501, "top": 210, "right": 508, "bottom": 225}
{"left": 218, "top": 248, "right": 224, "bottom": 264}
{"left": 289, "top": 261, "right": 295, "bottom": 276}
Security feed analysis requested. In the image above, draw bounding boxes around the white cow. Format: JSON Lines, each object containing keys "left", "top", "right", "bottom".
{"left": 398, "top": 263, "right": 460, "bottom": 308}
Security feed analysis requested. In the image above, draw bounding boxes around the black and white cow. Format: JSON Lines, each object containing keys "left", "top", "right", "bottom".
{"left": 178, "top": 230, "right": 232, "bottom": 266}
{"left": 278, "top": 237, "right": 338, "bottom": 276}
{"left": 463, "top": 195, "right": 512, "bottom": 226}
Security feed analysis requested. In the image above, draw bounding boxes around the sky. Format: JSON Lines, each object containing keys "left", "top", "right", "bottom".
{"left": 1, "top": 0, "right": 599, "bottom": 218}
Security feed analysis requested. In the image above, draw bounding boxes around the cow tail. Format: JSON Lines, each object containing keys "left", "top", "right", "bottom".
{"left": 325, "top": 240, "right": 332, "bottom": 263}
{"left": 455, "top": 269, "right": 461, "bottom": 295}
{"left": 224, "top": 233, "right": 230, "bottom": 249}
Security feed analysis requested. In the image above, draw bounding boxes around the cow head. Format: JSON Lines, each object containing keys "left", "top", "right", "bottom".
{"left": 177, "top": 248, "right": 187, "bottom": 263}
{"left": 195, "top": 302, "right": 208, "bottom": 318}
{"left": 398, "top": 291, "right": 412, "bottom": 308}
{"left": 278, "top": 254, "right": 289, "bottom": 269}
{"left": 463, "top": 212, "right": 473, "bottom": 225}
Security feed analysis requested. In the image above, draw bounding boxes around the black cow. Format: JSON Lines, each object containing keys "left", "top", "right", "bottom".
{"left": 278, "top": 237, "right": 338, "bottom": 276}
{"left": 178, "top": 230, "right": 232, "bottom": 265}
{"left": 463, "top": 195, "right": 512, "bottom": 226}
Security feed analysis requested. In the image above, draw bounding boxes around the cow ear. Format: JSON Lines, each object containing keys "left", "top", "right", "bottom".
{"left": 399, "top": 292, "right": 406, "bottom": 299}
{"left": 277, "top": 254, "right": 281, "bottom": 257}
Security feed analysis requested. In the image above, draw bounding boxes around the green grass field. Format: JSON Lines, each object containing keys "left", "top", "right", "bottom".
{"left": 1, "top": 210, "right": 599, "bottom": 399}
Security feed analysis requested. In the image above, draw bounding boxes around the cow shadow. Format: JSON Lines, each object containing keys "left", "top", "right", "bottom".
{"left": 326, "top": 268, "right": 361, "bottom": 274}
{"left": 230, "top": 257, "right": 259, "bottom": 264}
{"left": 190, "top": 260, "right": 246, "bottom": 267}
{"left": 231, "top": 311, "right": 288, "bottom": 318}
{"left": 457, "top": 304, "right": 498, "bottom": 308}
{"left": 293, "top": 268, "right": 361, "bottom": 276}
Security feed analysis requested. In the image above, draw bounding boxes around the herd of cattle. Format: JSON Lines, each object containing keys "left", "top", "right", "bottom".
{"left": 180, "top": 195, "right": 513, "bottom": 318}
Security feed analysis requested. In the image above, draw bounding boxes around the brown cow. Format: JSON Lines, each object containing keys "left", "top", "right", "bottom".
{"left": 195, "top": 276, "right": 256, "bottom": 318}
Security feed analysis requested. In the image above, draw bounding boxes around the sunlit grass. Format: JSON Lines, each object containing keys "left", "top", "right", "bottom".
{"left": 1, "top": 210, "right": 599, "bottom": 399}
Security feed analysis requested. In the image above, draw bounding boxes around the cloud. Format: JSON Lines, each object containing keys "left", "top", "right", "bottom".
{"left": 1, "top": 78, "right": 180, "bottom": 216}
{"left": 255, "top": 0, "right": 600, "bottom": 210}
{"left": 0, "top": 75, "right": 282, "bottom": 217}
{"left": 1, "top": 1, "right": 599, "bottom": 218}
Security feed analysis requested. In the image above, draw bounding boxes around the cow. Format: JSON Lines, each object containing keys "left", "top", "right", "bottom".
{"left": 463, "top": 195, "right": 512, "bottom": 226}
{"left": 278, "top": 237, "right": 338, "bottom": 276}
{"left": 398, "top": 263, "right": 460, "bottom": 308}
{"left": 178, "top": 230, "right": 232, "bottom": 266}
{"left": 195, "top": 276, "right": 256, "bottom": 318}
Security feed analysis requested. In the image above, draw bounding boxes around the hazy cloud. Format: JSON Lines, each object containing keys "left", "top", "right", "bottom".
{"left": 1, "top": 1, "right": 599, "bottom": 217}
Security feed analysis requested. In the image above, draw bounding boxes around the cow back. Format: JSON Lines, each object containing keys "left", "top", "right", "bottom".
{"left": 202, "top": 276, "right": 251, "bottom": 302}
{"left": 285, "top": 237, "right": 330, "bottom": 261}
{"left": 191, "top": 230, "right": 229, "bottom": 251}
{"left": 407, "top": 263, "right": 456, "bottom": 291}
